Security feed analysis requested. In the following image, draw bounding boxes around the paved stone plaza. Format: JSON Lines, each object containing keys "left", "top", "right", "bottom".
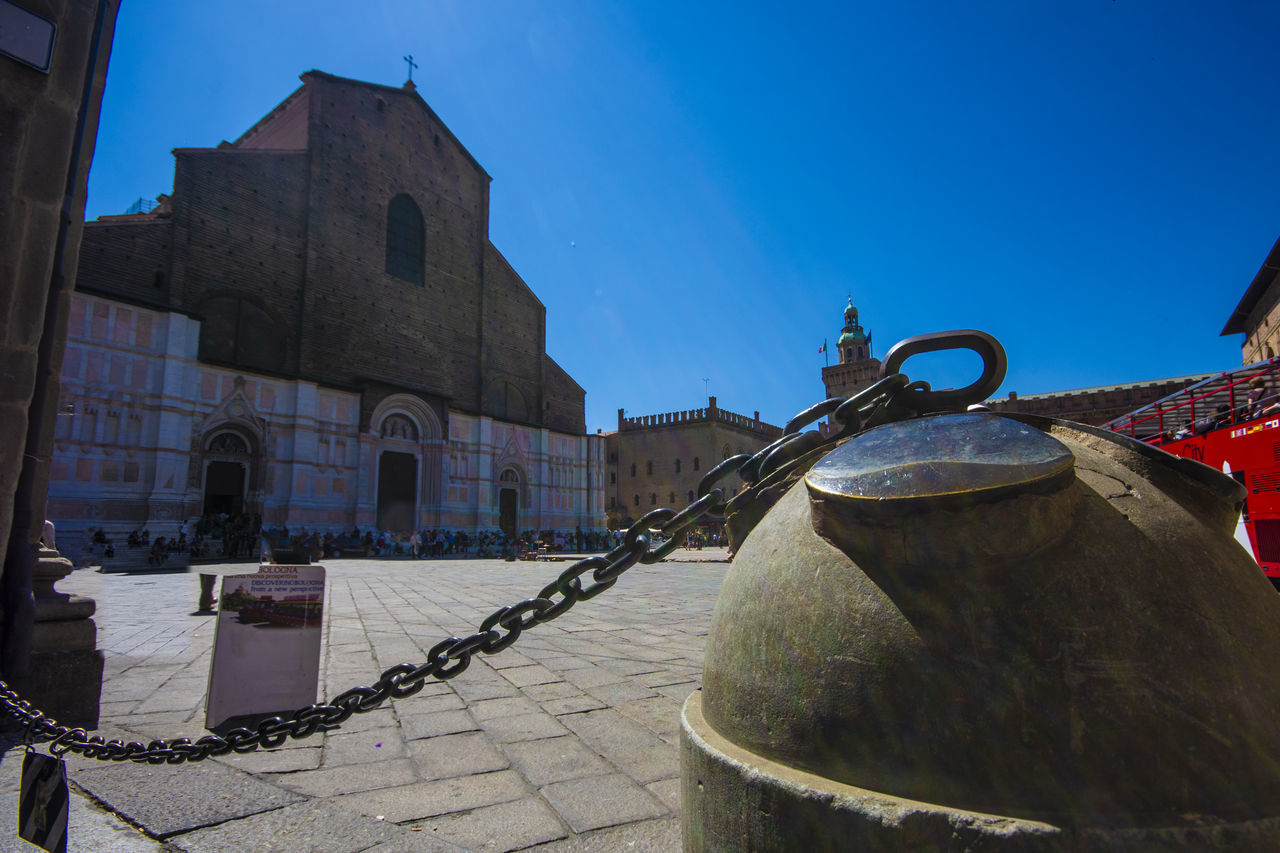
{"left": 0, "top": 551, "right": 732, "bottom": 852}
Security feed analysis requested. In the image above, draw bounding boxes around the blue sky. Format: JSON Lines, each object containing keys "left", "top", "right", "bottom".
{"left": 85, "top": 0, "right": 1279, "bottom": 433}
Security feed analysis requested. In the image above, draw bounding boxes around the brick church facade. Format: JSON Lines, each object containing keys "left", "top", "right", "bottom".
{"left": 49, "top": 70, "right": 605, "bottom": 542}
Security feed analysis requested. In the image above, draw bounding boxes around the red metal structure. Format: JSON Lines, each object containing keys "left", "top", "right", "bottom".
{"left": 1104, "top": 359, "right": 1280, "bottom": 587}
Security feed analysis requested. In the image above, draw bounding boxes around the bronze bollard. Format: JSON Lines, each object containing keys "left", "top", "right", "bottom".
{"left": 683, "top": 413, "right": 1280, "bottom": 850}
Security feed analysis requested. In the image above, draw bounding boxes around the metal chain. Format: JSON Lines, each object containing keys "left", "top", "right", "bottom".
{"left": 0, "top": 329, "right": 1005, "bottom": 764}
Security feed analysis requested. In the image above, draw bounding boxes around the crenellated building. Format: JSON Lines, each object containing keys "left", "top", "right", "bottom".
{"left": 604, "top": 398, "right": 782, "bottom": 529}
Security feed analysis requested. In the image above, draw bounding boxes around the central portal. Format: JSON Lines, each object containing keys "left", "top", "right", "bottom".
{"left": 377, "top": 451, "right": 417, "bottom": 532}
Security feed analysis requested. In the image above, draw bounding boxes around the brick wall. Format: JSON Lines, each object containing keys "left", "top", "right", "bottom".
{"left": 76, "top": 220, "right": 172, "bottom": 308}
{"left": 170, "top": 148, "right": 309, "bottom": 373}
{"left": 299, "top": 74, "right": 489, "bottom": 407}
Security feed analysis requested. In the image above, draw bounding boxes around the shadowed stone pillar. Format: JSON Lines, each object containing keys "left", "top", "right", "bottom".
{"left": 0, "top": 0, "right": 119, "bottom": 727}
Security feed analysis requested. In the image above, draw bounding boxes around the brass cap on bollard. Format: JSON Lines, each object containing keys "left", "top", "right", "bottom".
{"left": 805, "top": 413, "right": 1075, "bottom": 514}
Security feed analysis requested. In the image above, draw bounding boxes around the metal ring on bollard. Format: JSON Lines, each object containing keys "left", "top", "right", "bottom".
{"left": 878, "top": 329, "right": 1007, "bottom": 413}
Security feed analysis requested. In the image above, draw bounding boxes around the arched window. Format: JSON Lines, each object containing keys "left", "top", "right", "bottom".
{"left": 633, "top": 494, "right": 640, "bottom": 507}
{"left": 646, "top": 460, "right": 653, "bottom": 475}
{"left": 668, "top": 491, "right": 675, "bottom": 504}
{"left": 675, "top": 459, "right": 682, "bottom": 473}
{"left": 693, "top": 457, "right": 700, "bottom": 471}
{"left": 385, "top": 194, "right": 424, "bottom": 284}
{"left": 650, "top": 493, "right": 657, "bottom": 505}
{"left": 687, "top": 490, "right": 694, "bottom": 502}
{"left": 630, "top": 463, "right": 636, "bottom": 477}
{"left": 609, "top": 472, "right": 616, "bottom": 484}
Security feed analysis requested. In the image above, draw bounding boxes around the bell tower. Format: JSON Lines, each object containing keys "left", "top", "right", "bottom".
{"left": 822, "top": 296, "right": 882, "bottom": 399}
{"left": 838, "top": 298, "right": 872, "bottom": 365}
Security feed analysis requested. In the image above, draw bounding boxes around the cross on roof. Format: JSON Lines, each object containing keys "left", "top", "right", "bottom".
{"left": 403, "top": 54, "right": 418, "bottom": 82}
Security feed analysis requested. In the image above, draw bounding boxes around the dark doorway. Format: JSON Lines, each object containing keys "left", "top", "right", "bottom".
{"left": 499, "top": 488, "right": 518, "bottom": 537}
{"left": 204, "top": 461, "right": 246, "bottom": 515}
{"left": 377, "top": 451, "right": 416, "bottom": 532}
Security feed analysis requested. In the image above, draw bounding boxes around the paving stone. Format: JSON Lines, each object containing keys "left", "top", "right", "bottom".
{"left": 540, "top": 694, "right": 607, "bottom": 716}
{"left": 72, "top": 759, "right": 305, "bottom": 837}
{"left": 171, "top": 798, "right": 413, "bottom": 853}
{"left": 450, "top": 676, "right": 520, "bottom": 701}
{"left": 607, "top": 743, "right": 681, "bottom": 784}
{"left": 397, "top": 692, "right": 466, "bottom": 714}
{"left": 0, "top": 772, "right": 169, "bottom": 853}
{"left": 655, "top": 682, "right": 700, "bottom": 703}
{"left": 646, "top": 777, "right": 682, "bottom": 811}
{"left": 331, "top": 770, "right": 527, "bottom": 823}
{"left": 503, "top": 736, "right": 612, "bottom": 786}
{"left": 327, "top": 707, "right": 397, "bottom": 732}
{"left": 583, "top": 680, "right": 661, "bottom": 705}
{"left": 522, "top": 817, "right": 682, "bottom": 852}
{"left": 521, "top": 681, "right": 583, "bottom": 701}
{"left": 616, "top": 696, "right": 682, "bottom": 735}
{"left": 362, "top": 833, "right": 473, "bottom": 853}
{"left": 593, "top": 659, "right": 664, "bottom": 676}
{"left": 212, "top": 745, "right": 323, "bottom": 774}
{"left": 561, "top": 667, "right": 622, "bottom": 689}
{"left": 480, "top": 711, "right": 570, "bottom": 743}
{"left": 499, "top": 664, "right": 563, "bottom": 687}
{"left": 485, "top": 649, "right": 537, "bottom": 670}
{"left": 411, "top": 795, "right": 568, "bottom": 852}
{"left": 539, "top": 773, "right": 667, "bottom": 833}
{"left": 401, "top": 709, "right": 479, "bottom": 740}
{"left": 469, "top": 695, "right": 540, "bottom": 720}
{"left": 323, "top": 725, "right": 407, "bottom": 765}
{"left": 274, "top": 758, "right": 420, "bottom": 797}
{"left": 558, "top": 709, "right": 668, "bottom": 754}
{"left": 409, "top": 731, "right": 509, "bottom": 780}
{"left": 639, "top": 668, "right": 699, "bottom": 687}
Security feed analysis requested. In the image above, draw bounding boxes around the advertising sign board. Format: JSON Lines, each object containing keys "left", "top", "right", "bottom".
{"left": 205, "top": 564, "right": 325, "bottom": 729}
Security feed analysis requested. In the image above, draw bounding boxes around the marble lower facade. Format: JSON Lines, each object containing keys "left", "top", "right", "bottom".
{"left": 47, "top": 293, "right": 606, "bottom": 543}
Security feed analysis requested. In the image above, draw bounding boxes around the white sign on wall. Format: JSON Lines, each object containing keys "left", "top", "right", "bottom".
{"left": 205, "top": 564, "right": 325, "bottom": 729}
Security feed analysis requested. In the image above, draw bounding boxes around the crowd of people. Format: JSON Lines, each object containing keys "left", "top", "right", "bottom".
{"left": 82, "top": 516, "right": 730, "bottom": 568}
{"left": 252, "top": 524, "right": 730, "bottom": 562}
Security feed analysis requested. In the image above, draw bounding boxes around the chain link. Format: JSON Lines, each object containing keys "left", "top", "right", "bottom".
{"left": 0, "top": 329, "right": 1004, "bottom": 764}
